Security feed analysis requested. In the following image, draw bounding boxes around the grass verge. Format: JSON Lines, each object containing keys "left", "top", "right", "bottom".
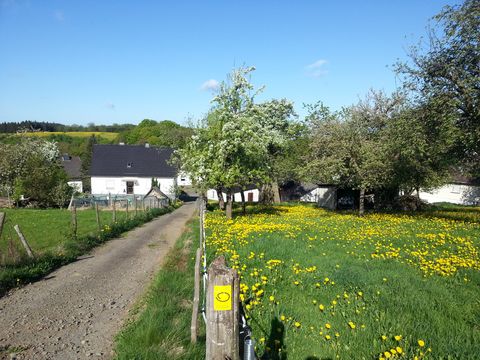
{"left": 114, "top": 218, "right": 206, "bottom": 360}
{"left": 0, "top": 205, "right": 179, "bottom": 296}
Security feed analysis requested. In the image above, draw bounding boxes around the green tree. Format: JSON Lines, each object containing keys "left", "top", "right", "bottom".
{"left": 0, "top": 138, "right": 72, "bottom": 207}
{"left": 178, "top": 66, "right": 294, "bottom": 218}
{"left": 396, "top": 0, "right": 480, "bottom": 176}
{"left": 304, "top": 92, "right": 402, "bottom": 215}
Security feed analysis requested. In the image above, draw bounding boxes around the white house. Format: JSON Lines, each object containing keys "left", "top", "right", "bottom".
{"left": 90, "top": 144, "right": 177, "bottom": 198}
{"left": 419, "top": 176, "right": 480, "bottom": 205}
{"left": 207, "top": 185, "right": 260, "bottom": 203}
{"left": 300, "top": 185, "right": 337, "bottom": 210}
{"left": 177, "top": 171, "right": 192, "bottom": 186}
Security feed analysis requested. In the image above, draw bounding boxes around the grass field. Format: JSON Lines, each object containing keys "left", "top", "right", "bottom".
{"left": 114, "top": 218, "right": 206, "bottom": 359}
{"left": 19, "top": 131, "right": 119, "bottom": 141}
{"left": 205, "top": 204, "right": 480, "bottom": 359}
{"left": 0, "top": 206, "right": 176, "bottom": 296}
{"left": 0, "top": 208, "right": 124, "bottom": 255}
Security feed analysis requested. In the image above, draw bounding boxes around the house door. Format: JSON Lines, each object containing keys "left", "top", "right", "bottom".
{"left": 126, "top": 181, "right": 134, "bottom": 194}
{"left": 248, "top": 192, "right": 253, "bottom": 202}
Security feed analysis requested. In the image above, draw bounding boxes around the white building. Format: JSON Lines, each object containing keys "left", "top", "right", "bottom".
{"left": 419, "top": 178, "right": 480, "bottom": 205}
{"left": 90, "top": 144, "right": 177, "bottom": 198}
{"left": 300, "top": 185, "right": 337, "bottom": 210}
{"left": 207, "top": 186, "right": 260, "bottom": 203}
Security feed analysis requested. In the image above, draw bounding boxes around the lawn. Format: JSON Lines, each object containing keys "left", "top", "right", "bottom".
{"left": 0, "top": 207, "right": 127, "bottom": 255}
{"left": 205, "top": 204, "right": 480, "bottom": 359}
{"left": 0, "top": 206, "right": 177, "bottom": 296}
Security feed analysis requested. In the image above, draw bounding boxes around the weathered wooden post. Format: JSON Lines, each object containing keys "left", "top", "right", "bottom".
{"left": 95, "top": 203, "right": 101, "bottom": 232}
{"left": 112, "top": 199, "right": 117, "bottom": 223}
{"left": 191, "top": 247, "right": 202, "bottom": 343}
{"left": 0, "top": 212, "right": 5, "bottom": 239}
{"left": 71, "top": 204, "right": 77, "bottom": 240}
{"left": 206, "top": 256, "right": 240, "bottom": 360}
{"left": 14, "top": 225, "right": 34, "bottom": 258}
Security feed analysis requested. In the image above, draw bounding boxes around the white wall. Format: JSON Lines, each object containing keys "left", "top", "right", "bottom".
{"left": 207, "top": 188, "right": 260, "bottom": 202}
{"left": 419, "top": 184, "right": 480, "bottom": 205}
{"left": 67, "top": 181, "right": 83, "bottom": 193}
{"left": 177, "top": 172, "right": 192, "bottom": 186}
{"left": 91, "top": 176, "right": 176, "bottom": 198}
{"left": 300, "top": 186, "right": 337, "bottom": 210}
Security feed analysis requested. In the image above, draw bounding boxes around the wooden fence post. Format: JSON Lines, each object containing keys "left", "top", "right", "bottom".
{"left": 95, "top": 203, "right": 101, "bottom": 231}
{"left": 112, "top": 199, "right": 116, "bottom": 223}
{"left": 14, "top": 225, "right": 34, "bottom": 258}
{"left": 206, "top": 256, "right": 240, "bottom": 360}
{"left": 0, "top": 212, "right": 5, "bottom": 239}
{"left": 191, "top": 247, "right": 202, "bottom": 343}
{"left": 71, "top": 204, "right": 77, "bottom": 240}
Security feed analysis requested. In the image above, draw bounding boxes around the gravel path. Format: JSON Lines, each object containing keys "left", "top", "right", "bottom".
{"left": 0, "top": 202, "right": 196, "bottom": 360}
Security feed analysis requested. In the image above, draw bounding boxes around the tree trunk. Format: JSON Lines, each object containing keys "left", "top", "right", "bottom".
{"left": 272, "top": 181, "right": 281, "bottom": 203}
{"left": 240, "top": 189, "right": 246, "bottom": 215}
{"left": 359, "top": 188, "right": 365, "bottom": 216}
{"left": 225, "top": 192, "right": 233, "bottom": 220}
{"left": 217, "top": 188, "right": 225, "bottom": 210}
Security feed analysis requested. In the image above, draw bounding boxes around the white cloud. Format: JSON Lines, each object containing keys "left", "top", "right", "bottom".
{"left": 106, "top": 102, "right": 115, "bottom": 110}
{"left": 53, "top": 9, "right": 64, "bottom": 22}
{"left": 200, "top": 79, "right": 219, "bottom": 92}
{"left": 306, "top": 59, "right": 328, "bottom": 78}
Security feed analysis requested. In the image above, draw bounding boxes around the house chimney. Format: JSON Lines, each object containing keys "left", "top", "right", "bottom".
{"left": 145, "top": 143, "right": 150, "bottom": 148}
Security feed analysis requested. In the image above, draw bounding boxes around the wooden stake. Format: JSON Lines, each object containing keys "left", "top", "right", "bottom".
{"left": 71, "top": 204, "right": 77, "bottom": 240}
{"left": 191, "top": 247, "right": 202, "bottom": 343}
{"left": 206, "top": 256, "right": 240, "bottom": 360}
{"left": 95, "top": 203, "right": 101, "bottom": 231}
{"left": 0, "top": 212, "right": 5, "bottom": 239}
{"left": 14, "top": 225, "right": 34, "bottom": 258}
{"left": 112, "top": 199, "right": 116, "bottom": 223}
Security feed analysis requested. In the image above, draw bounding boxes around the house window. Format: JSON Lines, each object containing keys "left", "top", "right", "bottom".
{"left": 126, "top": 181, "right": 134, "bottom": 194}
{"left": 127, "top": 162, "right": 133, "bottom": 168}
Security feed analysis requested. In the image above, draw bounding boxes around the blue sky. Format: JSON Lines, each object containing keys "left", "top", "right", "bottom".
{"left": 0, "top": 0, "right": 461, "bottom": 126}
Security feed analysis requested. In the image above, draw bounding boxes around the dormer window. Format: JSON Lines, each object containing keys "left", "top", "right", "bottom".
{"left": 127, "top": 162, "right": 133, "bottom": 168}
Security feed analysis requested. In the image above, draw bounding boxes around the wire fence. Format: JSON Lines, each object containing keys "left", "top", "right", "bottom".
{"left": 195, "top": 197, "right": 256, "bottom": 359}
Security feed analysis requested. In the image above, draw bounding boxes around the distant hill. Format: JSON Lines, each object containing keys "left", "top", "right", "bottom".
{"left": 0, "top": 121, "right": 134, "bottom": 133}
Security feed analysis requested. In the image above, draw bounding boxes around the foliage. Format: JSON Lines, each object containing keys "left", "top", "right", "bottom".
{"left": 205, "top": 203, "right": 480, "bottom": 359}
{"left": 304, "top": 93, "right": 397, "bottom": 195}
{"left": 120, "top": 119, "right": 193, "bottom": 149}
{"left": 178, "top": 66, "right": 300, "bottom": 216}
{"left": 396, "top": 0, "right": 480, "bottom": 176}
{"left": 0, "top": 137, "right": 72, "bottom": 206}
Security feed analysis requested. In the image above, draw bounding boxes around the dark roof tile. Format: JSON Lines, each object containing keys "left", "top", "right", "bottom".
{"left": 90, "top": 145, "right": 176, "bottom": 177}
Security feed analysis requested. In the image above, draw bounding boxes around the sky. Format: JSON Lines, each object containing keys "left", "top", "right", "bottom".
{"left": 0, "top": 0, "right": 461, "bottom": 126}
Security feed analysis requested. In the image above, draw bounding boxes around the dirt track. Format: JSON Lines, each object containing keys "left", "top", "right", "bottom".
{"left": 0, "top": 202, "right": 196, "bottom": 360}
